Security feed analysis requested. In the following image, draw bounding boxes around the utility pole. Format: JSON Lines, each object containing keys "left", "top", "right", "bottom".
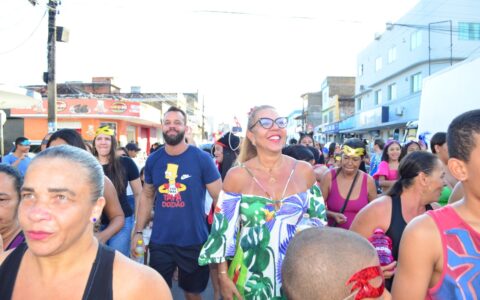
{"left": 47, "top": 0, "right": 58, "bottom": 132}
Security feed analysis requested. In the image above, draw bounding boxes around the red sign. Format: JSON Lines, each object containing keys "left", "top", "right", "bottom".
{"left": 11, "top": 98, "right": 141, "bottom": 117}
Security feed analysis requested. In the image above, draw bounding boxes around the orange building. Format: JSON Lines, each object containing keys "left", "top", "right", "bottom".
{"left": 8, "top": 97, "right": 162, "bottom": 154}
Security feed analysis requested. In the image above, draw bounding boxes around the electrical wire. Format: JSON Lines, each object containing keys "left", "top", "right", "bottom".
{"left": 0, "top": 8, "right": 47, "bottom": 55}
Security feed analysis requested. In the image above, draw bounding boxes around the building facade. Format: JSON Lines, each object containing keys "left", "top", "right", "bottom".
{"left": 350, "top": 0, "right": 480, "bottom": 142}
{"left": 317, "top": 76, "right": 355, "bottom": 144}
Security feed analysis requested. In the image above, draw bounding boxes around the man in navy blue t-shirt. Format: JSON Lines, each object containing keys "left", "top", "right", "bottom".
{"left": 133, "top": 106, "right": 221, "bottom": 299}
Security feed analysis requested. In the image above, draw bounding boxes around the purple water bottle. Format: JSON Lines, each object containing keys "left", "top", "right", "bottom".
{"left": 368, "top": 228, "right": 394, "bottom": 266}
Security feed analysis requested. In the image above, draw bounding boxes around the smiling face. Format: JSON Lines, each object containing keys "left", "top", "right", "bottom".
{"left": 18, "top": 157, "right": 103, "bottom": 257}
{"left": 162, "top": 111, "right": 186, "bottom": 146}
{"left": 387, "top": 142, "right": 401, "bottom": 162}
{"left": 94, "top": 134, "right": 113, "bottom": 157}
{"left": 247, "top": 108, "right": 286, "bottom": 153}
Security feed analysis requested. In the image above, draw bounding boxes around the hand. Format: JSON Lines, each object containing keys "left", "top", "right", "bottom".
{"left": 130, "top": 232, "right": 144, "bottom": 258}
{"left": 381, "top": 261, "right": 397, "bottom": 279}
{"left": 332, "top": 212, "right": 347, "bottom": 225}
{"left": 219, "top": 273, "right": 242, "bottom": 300}
{"left": 95, "top": 231, "right": 108, "bottom": 245}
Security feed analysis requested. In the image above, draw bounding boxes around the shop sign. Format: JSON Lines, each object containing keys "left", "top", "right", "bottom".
{"left": 11, "top": 98, "right": 141, "bottom": 117}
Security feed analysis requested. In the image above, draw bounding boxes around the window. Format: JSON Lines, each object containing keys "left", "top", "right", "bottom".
{"left": 329, "top": 111, "right": 334, "bottom": 123}
{"left": 411, "top": 72, "right": 422, "bottom": 93}
{"left": 459, "top": 22, "right": 480, "bottom": 40}
{"left": 375, "top": 57, "right": 383, "bottom": 71}
{"left": 374, "top": 89, "right": 382, "bottom": 105}
{"left": 323, "top": 114, "right": 328, "bottom": 124}
{"left": 388, "top": 46, "right": 397, "bottom": 63}
{"left": 410, "top": 31, "right": 422, "bottom": 50}
{"left": 357, "top": 98, "right": 363, "bottom": 111}
{"left": 388, "top": 83, "right": 397, "bottom": 101}
{"left": 358, "top": 64, "right": 364, "bottom": 76}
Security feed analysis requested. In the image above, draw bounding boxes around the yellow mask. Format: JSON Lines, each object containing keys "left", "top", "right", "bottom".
{"left": 342, "top": 145, "right": 365, "bottom": 157}
{"left": 95, "top": 126, "right": 114, "bottom": 137}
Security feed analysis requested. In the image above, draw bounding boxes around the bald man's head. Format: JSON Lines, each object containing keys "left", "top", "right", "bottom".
{"left": 282, "top": 228, "right": 382, "bottom": 300}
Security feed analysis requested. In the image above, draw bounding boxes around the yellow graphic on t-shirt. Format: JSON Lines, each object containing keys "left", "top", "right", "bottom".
{"left": 158, "top": 163, "right": 186, "bottom": 208}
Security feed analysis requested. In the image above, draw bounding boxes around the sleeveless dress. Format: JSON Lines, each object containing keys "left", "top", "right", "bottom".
{"left": 0, "top": 243, "right": 115, "bottom": 300}
{"left": 198, "top": 163, "right": 327, "bottom": 299}
{"left": 326, "top": 169, "right": 369, "bottom": 229}
{"left": 427, "top": 206, "right": 480, "bottom": 299}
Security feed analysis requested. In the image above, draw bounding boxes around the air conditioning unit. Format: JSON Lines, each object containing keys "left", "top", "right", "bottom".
{"left": 386, "top": 22, "right": 394, "bottom": 30}
{"left": 374, "top": 33, "right": 382, "bottom": 40}
{"left": 395, "top": 106, "right": 404, "bottom": 116}
{"left": 360, "top": 85, "right": 365, "bottom": 91}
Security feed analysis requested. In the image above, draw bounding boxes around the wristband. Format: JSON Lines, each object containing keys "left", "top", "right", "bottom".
{"left": 219, "top": 271, "right": 227, "bottom": 274}
{"left": 135, "top": 231, "right": 143, "bottom": 235}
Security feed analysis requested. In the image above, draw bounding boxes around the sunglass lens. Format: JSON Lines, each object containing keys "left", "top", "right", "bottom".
{"left": 276, "top": 117, "right": 288, "bottom": 128}
{"left": 258, "top": 118, "right": 274, "bottom": 129}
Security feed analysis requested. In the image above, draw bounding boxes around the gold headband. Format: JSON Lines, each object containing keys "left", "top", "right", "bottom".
{"left": 95, "top": 126, "right": 114, "bottom": 137}
{"left": 342, "top": 145, "right": 365, "bottom": 157}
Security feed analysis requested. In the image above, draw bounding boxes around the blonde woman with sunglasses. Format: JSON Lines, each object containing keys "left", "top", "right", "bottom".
{"left": 199, "top": 105, "right": 327, "bottom": 300}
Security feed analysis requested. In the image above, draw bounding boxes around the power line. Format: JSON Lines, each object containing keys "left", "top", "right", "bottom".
{"left": 0, "top": 9, "right": 47, "bottom": 55}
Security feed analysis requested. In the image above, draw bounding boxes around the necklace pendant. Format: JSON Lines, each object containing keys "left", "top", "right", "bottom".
{"left": 269, "top": 176, "right": 276, "bottom": 184}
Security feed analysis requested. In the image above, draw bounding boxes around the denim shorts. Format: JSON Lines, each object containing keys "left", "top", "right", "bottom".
{"left": 106, "top": 215, "right": 134, "bottom": 257}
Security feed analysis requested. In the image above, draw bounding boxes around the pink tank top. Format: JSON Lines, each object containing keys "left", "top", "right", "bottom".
{"left": 326, "top": 169, "right": 369, "bottom": 229}
{"left": 426, "top": 206, "right": 480, "bottom": 299}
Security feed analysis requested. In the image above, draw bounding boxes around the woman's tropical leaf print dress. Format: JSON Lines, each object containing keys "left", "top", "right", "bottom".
{"left": 199, "top": 185, "right": 326, "bottom": 299}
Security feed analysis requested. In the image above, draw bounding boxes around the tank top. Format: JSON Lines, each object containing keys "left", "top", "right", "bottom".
{"left": 0, "top": 243, "right": 115, "bottom": 300}
{"left": 427, "top": 206, "right": 480, "bottom": 299}
{"left": 326, "top": 169, "right": 369, "bottom": 229}
{"left": 384, "top": 194, "right": 433, "bottom": 290}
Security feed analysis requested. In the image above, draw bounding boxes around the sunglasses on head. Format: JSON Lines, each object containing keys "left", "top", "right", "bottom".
{"left": 250, "top": 117, "right": 288, "bottom": 130}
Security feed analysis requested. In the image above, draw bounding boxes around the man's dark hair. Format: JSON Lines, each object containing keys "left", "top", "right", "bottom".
{"left": 430, "top": 132, "right": 446, "bottom": 154}
{"left": 448, "top": 110, "right": 480, "bottom": 162}
{"left": 282, "top": 145, "right": 314, "bottom": 162}
{"left": 374, "top": 138, "right": 385, "bottom": 150}
{"left": 165, "top": 106, "right": 187, "bottom": 124}
{"left": 14, "top": 137, "right": 29, "bottom": 146}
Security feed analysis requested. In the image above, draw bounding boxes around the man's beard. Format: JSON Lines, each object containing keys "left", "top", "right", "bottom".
{"left": 163, "top": 129, "right": 185, "bottom": 146}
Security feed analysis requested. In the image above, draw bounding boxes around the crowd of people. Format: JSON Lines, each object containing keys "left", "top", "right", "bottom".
{"left": 0, "top": 106, "right": 479, "bottom": 299}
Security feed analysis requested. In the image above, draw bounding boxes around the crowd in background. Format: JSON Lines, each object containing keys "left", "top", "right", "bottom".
{"left": 0, "top": 106, "right": 479, "bottom": 300}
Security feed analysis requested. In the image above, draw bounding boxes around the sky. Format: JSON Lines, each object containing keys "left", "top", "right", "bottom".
{"left": 0, "top": 0, "right": 419, "bottom": 127}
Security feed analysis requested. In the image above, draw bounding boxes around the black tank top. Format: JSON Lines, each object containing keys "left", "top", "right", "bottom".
{"left": 384, "top": 194, "right": 433, "bottom": 290}
{"left": 0, "top": 243, "right": 115, "bottom": 300}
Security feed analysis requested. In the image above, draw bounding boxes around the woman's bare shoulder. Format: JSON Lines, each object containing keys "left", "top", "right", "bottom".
{"left": 113, "top": 253, "right": 172, "bottom": 300}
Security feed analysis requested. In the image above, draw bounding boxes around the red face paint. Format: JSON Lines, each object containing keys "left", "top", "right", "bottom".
{"left": 345, "top": 266, "right": 384, "bottom": 300}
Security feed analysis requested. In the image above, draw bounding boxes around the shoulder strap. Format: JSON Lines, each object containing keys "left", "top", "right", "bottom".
{"left": 280, "top": 160, "right": 297, "bottom": 199}
{"left": 82, "top": 244, "right": 115, "bottom": 300}
{"left": 241, "top": 163, "right": 271, "bottom": 199}
{"left": 339, "top": 170, "right": 360, "bottom": 214}
{"left": 0, "top": 243, "right": 28, "bottom": 299}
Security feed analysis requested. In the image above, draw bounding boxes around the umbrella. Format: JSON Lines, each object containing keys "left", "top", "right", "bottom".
{"left": 0, "top": 84, "right": 42, "bottom": 109}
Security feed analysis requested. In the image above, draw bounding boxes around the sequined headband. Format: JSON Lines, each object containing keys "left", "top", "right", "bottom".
{"left": 95, "top": 126, "right": 114, "bottom": 137}
{"left": 342, "top": 145, "right": 365, "bottom": 157}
